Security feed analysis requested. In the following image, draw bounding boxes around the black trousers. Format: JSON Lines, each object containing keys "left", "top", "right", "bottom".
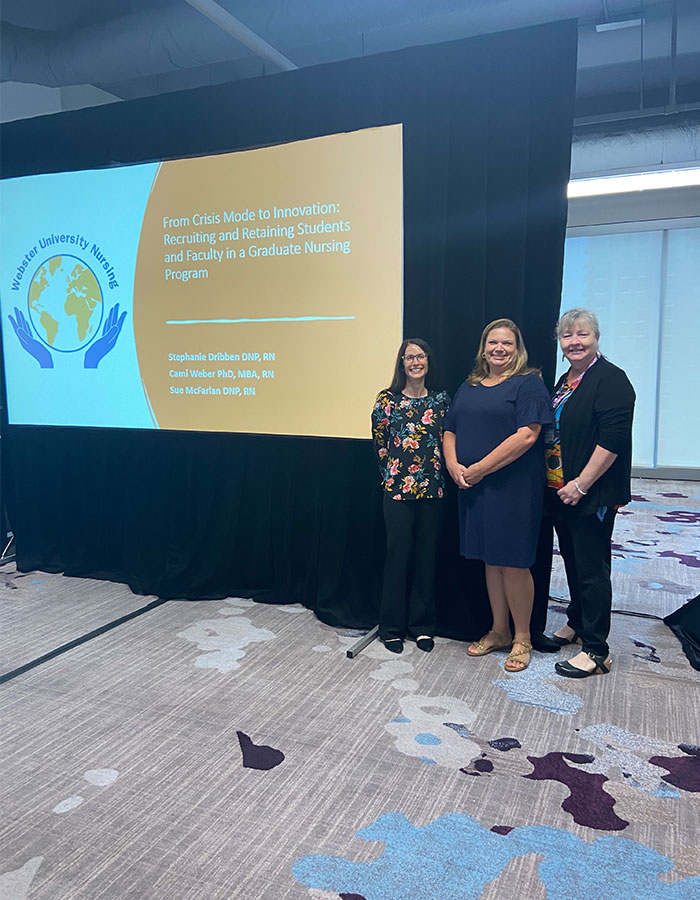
{"left": 551, "top": 508, "right": 617, "bottom": 657}
{"left": 379, "top": 494, "right": 441, "bottom": 641}
{"left": 531, "top": 515, "right": 555, "bottom": 638}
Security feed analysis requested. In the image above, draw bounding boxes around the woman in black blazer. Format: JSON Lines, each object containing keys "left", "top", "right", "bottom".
{"left": 543, "top": 308, "right": 635, "bottom": 678}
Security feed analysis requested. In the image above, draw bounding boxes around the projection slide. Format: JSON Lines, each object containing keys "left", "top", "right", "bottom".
{"left": 0, "top": 125, "right": 403, "bottom": 438}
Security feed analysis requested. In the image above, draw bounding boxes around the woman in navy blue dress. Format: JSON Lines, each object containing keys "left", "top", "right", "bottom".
{"left": 443, "top": 319, "right": 552, "bottom": 672}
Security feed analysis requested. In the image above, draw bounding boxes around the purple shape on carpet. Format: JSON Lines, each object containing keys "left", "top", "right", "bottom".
{"left": 490, "top": 825, "right": 513, "bottom": 835}
{"left": 340, "top": 894, "right": 368, "bottom": 900}
{"left": 630, "top": 639, "right": 660, "bottom": 663}
{"left": 631, "top": 494, "right": 649, "bottom": 502}
{"left": 474, "top": 758, "right": 494, "bottom": 773}
{"left": 488, "top": 737, "right": 522, "bottom": 752}
{"left": 659, "top": 492, "right": 688, "bottom": 498}
{"left": 563, "top": 753, "right": 594, "bottom": 764}
{"left": 657, "top": 511, "right": 700, "bottom": 525}
{"left": 649, "top": 754, "right": 700, "bottom": 793}
{"left": 525, "top": 752, "right": 628, "bottom": 831}
{"left": 679, "top": 744, "right": 700, "bottom": 756}
{"left": 236, "top": 731, "right": 285, "bottom": 770}
{"left": 659, "top": 550, "right": 700, "bottom": 568}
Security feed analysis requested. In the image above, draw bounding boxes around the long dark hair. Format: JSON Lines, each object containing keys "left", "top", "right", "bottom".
{"left": 384, "top": 338, "right": 436, "bottom": 395}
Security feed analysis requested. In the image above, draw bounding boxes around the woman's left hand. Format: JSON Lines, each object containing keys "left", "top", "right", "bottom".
{"left": 557, "top": 480, "right": 583, "bottom": 506}
{"left": 463, "top": 463, "right": 485, "bottom": 486}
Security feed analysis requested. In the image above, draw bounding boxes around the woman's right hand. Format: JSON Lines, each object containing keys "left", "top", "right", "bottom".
{"left": 447, "top": 460, "right": 471, "bottom": 489}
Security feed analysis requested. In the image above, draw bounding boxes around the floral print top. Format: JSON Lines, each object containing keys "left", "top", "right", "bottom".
{"left": 371, "top": 390, "right": 451, "bottom": 500}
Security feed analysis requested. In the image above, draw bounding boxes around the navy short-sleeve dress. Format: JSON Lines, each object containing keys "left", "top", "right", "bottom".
{"left": 444, "top": 373, "right": 553, "bottom": 568}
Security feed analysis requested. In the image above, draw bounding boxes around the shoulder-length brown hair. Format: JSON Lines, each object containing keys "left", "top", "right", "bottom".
{"left": 383, "top": 338, "right": 436, "bottom": 395}
{"left": 467, "top": 318, "right": 539, "bottom": 385}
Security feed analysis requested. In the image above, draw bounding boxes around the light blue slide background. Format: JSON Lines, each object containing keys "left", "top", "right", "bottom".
{"left": 0, "top": 163, "right": 159, "bottom": 428}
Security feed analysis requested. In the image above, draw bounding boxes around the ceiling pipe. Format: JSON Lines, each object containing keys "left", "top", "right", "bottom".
{"left": 639, "top": 0, "right": 646, "bottom": 110}
{"left": 183, "top": 0, "right": 297, "bottom": 72}
{"left": 669, "top": 0, "right": 678, "bottom": 109}
{"left": 573, "top": 100, "right": 700, "bottom": 127}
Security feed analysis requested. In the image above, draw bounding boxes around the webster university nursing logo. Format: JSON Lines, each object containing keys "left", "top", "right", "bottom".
{"left": 8, "top": 239, "right": 126, "bottom": 369}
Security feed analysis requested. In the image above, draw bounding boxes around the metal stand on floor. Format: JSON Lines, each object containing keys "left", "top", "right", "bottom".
{"left": 346, "top": 625, "right": 379, "bottom": 659}
{"left": 1, "top": 532, "right": 16, "bottom": 565}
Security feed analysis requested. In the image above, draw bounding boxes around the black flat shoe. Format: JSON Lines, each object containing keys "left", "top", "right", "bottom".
{"left": 383, "top": 638, "right": 404, "bottom": 654}
{"left": 547, "top": 629, "right": 582, "bottom": 647}
{"left": 416, "top": 636, "right": 434, "bottom": 653}
{"left": 555, "top": 652, "right": 611, "bottom": 678}
{"left": 530, "top": 632, "right": 561, "bottom": 653}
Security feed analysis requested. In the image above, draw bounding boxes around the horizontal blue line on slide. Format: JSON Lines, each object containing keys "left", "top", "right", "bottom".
{"left": 166, "top": 315, "right": 356, "bottom": 325}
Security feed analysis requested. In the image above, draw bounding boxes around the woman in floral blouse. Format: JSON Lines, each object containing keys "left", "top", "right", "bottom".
{"left": 371, "top": 338, "right": 450, "bottom": 654}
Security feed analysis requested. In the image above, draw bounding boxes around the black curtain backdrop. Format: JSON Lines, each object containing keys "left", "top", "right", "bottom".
{"left": 0, "top": 21, "right": 577, "bottom": 640}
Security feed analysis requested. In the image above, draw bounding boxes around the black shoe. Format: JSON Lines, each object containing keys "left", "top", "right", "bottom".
{"left": 416, "top": 636, "right": 434, "bottom": 653}
{"left": 383, "top": 638, "right": 404, "bottom": 654}
{"left": 530, "top": 632, "right": 561, "bottom": 653}
{"left": 555, "top": 652, "right": 611, "bottom": 678}
{"left": 547, "top": 629, "right": 582, "bottom": 648}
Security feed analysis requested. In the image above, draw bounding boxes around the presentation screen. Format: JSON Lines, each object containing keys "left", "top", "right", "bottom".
{"left": 0, "top": 125, "right": 403, "bottom": 439}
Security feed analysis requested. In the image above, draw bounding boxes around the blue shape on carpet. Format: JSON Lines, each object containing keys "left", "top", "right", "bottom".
{"left": 293, "top": 812, "right": 700, "bottom": 899}
{"left": 420, "top": 757, "right": 437, "bottom": 765}
{"left": 651, "top": 785, "right": 682, "bottom": 798}
{"left": 391, "top": 717, "right": 411, "bottom": 723}
{"left": 415, "top": 733, "right": 441, "bottom": 745}
{"left": 493, "top": 656, "right": 583, "bottom": 715}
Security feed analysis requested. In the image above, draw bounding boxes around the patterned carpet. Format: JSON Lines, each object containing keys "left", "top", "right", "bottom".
{"left": 551, "top": 479, "right": 700, "bottom": 619}
{"left": 1, "top": 479, "right": 699, "bottom": 900}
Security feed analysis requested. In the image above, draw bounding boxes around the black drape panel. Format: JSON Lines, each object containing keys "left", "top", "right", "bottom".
{"left": 1, "top": 21, "right": 577, "bottom": 638}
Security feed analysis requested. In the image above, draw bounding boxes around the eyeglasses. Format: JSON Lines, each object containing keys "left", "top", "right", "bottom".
{"left": 402, "top": 353, "right": 427, "bottom": 362}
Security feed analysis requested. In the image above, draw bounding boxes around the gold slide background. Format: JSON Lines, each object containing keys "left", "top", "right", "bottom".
{"left": 133, "top": 125, "right": 403, "bottom": 438}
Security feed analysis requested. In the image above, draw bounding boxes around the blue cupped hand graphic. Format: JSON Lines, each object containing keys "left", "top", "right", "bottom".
{"left": 8, "top": 307, "right": 54, "bottom": 368}
{"left": 84, "top": 303, "right": 127, "bottom": 369}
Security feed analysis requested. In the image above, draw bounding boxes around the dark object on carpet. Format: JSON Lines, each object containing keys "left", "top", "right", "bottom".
{"left": 555, "top": 653, "right": 610, "bottom": 678}
{"left": 525, "top": 751, "right": 629, "bottom": 831}
{"left": 383, "top": 639, "right": 404, "bottom": 654}
{"left": 664, "top": 594, "right": 700, "bottom": 671}
{"left": 649, "top": 750, "right": 700, "bottom": 793}
{"left": 531, "top": 632, "right": 561, "bottom": 653}
{"left": 416, "top": 637, "right": 434, "bottom": 652}
{"left": 547, "top": 629, "right": 582, "bottom": 648}
{"left": 488, "top": 737, "right": 522, "bottom": 751}
{"left": 236, "top": 731, "right": 285, "bottom": 770}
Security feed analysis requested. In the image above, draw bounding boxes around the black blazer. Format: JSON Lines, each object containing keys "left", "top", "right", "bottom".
{"left": 556, "top": 356, "right": 635, "bottom": 516}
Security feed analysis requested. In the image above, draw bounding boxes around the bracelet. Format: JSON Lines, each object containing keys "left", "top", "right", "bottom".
{"left": 575, "top": 480, "right": 588, "bottom": 496}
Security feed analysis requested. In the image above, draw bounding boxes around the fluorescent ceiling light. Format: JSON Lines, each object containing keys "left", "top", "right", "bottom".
{"left": 568, "top": 168, "right": 700, "bottom": 197}
{"left": 595, "top": 19, "right": 642, "bottom": 32}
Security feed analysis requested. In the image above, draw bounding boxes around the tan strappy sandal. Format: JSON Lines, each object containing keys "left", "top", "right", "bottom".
{"left": 504, "top": 639, "right": 532, "bottom": 672}
{"left": 467, "top": 630, "right": 511, "bottom": 657}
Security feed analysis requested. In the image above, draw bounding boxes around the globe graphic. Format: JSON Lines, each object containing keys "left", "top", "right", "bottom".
{"left": 27, "top": 255, "right": 103, "bottom": 352}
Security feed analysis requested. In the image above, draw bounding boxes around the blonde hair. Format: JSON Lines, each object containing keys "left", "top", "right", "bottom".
{"left": 467, "top": 318, "right": 539, "bottom": 385}
{"left": 556, "top": 307, "right": 600, "bottom": 340}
